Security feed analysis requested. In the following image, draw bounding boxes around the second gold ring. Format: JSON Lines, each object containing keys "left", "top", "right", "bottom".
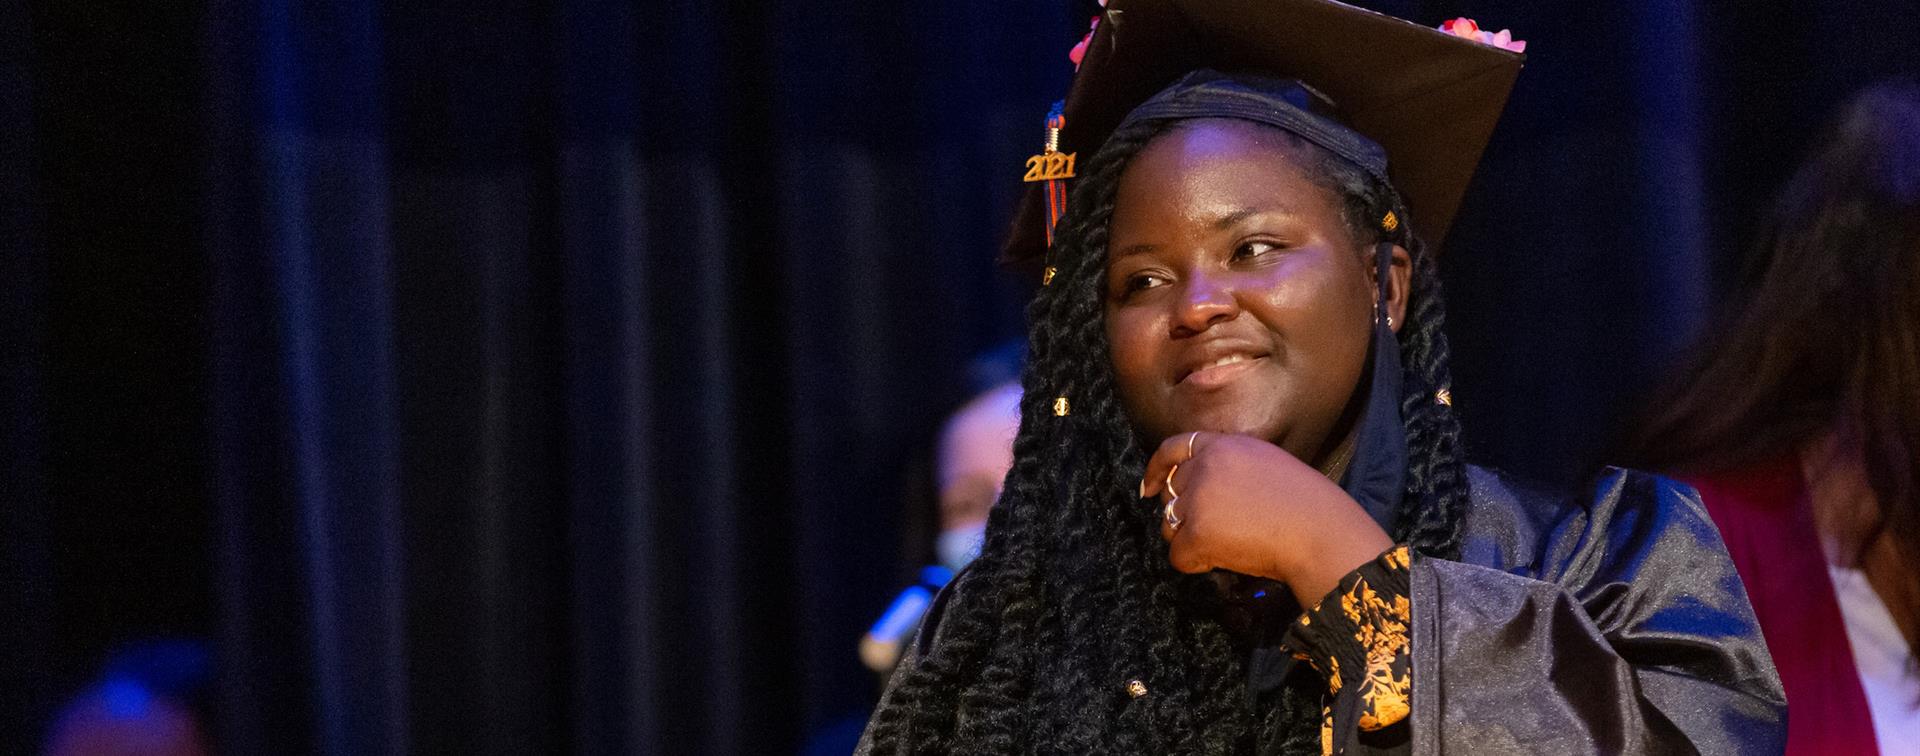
{"left": 1163, "top": 463, "right": 1182, "bottom": 529}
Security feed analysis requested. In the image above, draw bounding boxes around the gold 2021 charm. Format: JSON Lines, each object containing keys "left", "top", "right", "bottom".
{"left": 1022, "top": 151, "right": 1077, "bottom": 182}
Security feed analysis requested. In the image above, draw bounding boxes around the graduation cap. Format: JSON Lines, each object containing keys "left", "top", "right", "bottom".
{"left": 1003, "top": 0, "right": 1525, "bottom": 267}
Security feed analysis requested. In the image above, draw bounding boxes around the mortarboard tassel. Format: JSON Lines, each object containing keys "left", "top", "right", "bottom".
{"left": 1024, "top": 100, "right": 1076, "bottom": 284}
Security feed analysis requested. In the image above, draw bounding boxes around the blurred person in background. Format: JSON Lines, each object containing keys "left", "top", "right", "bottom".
{"left": 1623, "top": 80, "right": 1920, "bottom": 755}
{"left": 928, "top": 380, "right": 1021, "bottom": 574}
{"left": 805, "top": 350, "right": 1024, "bottom": 756}
{"left": 861, "top": 345, "right": 1024, "bottom": 679}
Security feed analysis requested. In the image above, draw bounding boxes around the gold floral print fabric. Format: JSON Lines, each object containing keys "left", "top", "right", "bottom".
{"left": 1283, "top": 544, "right": 1413, "bottom": 755}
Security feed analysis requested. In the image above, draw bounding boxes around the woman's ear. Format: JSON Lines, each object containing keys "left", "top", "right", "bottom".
{"left": 1385, "top": 244, "right": 1411, "bottom": 333}
{"left": 1366, "top": 243, "right": 1413, "bottom": 333}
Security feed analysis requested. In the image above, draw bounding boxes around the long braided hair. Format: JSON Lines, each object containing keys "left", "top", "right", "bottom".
{"left": 867, "top": 111, "right": 1471, "bottom": 754}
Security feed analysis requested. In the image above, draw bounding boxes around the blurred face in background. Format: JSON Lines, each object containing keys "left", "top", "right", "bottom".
{"left": 934, "top": 381, "right": 1021, "bottom": 569}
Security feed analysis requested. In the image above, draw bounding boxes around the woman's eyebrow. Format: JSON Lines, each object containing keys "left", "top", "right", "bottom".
{"left": 1206, "top": 205, "right": 1295, "bottom": 229}
{"left": 1209, "top": 207, "right": 1261, "bottom": 229}
{"left": 1111, "top": 205, "right": 1300, "bottom": 260}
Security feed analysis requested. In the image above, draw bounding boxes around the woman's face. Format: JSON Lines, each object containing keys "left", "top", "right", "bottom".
{"left": 1104, "top": 119, "right": 1378, "bottom": 464}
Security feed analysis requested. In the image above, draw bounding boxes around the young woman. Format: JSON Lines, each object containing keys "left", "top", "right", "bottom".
{"left": 862, "top": 1, "right": 1785, "bottom": 753}
{"left": 1625, "top": 81, "right": 1920, "bottom": 755}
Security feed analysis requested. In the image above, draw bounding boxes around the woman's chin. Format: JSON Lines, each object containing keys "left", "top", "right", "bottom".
{"left": 1165, "top": 402, "right": 1284, "bottom": 440}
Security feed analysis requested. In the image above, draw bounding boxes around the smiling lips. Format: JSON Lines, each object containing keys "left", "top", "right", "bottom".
{"left": 1176, "top": 350, "right": 1270, "bottom": 389}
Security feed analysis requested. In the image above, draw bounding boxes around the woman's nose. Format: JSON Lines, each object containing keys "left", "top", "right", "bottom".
{"left": 1172, "top": 272, "right": 1238, "bottom": 336}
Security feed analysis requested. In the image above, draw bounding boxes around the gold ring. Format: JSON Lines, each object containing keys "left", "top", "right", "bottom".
{"left": 1186, "top": 431, "right": 1199, "bottom": 460}
{"left": 1163, "top": 463, "right": 1182, "bottom": 529}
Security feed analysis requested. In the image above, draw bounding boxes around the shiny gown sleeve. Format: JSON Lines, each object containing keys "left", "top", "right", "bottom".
{"left": 1406, "top": 468, "right": 1786, "bottom": 755}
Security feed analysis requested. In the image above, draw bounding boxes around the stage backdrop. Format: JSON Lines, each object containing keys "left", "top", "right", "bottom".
{"left": 7, "top": 0, "right": 1920, "bottom": 753}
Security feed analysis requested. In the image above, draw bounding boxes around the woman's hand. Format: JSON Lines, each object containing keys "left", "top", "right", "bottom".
{"left": 1141, "top": 431, "right": 1393, "bottom": 607}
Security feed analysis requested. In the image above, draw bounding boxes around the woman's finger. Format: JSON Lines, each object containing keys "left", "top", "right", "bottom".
{"left": 1166, "top": 526, "right": 1211, "bottom": 573}
{"left": 1141, "top": 431, "right": 1210, "bottom": 498}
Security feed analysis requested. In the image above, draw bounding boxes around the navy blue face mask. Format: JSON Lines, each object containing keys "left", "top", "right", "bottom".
{"left": 1340, "top": 242, "right": 1409, "bottom": 537}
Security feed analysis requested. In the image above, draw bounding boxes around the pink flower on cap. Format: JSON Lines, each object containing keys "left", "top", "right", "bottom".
{"left": 1440, "top": 17, "right": 1526, "bottom": 53}
{"left": 1068, "top": 1, "right": 1108, "bottom": 68}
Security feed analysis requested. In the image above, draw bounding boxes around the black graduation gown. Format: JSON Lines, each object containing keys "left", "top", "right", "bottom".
{"left": 859, "top": 465, "right": 1787, "bottom": 755}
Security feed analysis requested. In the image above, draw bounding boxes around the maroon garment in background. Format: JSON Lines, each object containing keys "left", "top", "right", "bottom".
{"left": 1687, "top": 460, "right": 1880, "bottom": 755}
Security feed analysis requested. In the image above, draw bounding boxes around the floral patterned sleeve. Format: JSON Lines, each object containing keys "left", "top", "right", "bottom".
{"left": 1281, "top": 544, "right": 1412, "bottom": 755}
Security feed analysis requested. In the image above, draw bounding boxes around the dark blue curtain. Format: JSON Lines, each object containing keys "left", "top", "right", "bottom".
{"left": 7, "top": 0, "right": 1919, "bottom": 753}
{"left": 196, "top": 1, "right": 1063, "bottom": 753}
{"left": 3, "top": 0, "right": 53, "bottom": 738}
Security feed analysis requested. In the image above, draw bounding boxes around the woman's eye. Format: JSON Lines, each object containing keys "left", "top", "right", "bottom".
{"left": 1122, "top": 273, "right": 1165, "bottom": 295}
{"left": 1233, "top": 240, "right": 1281, "bottom": 260}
